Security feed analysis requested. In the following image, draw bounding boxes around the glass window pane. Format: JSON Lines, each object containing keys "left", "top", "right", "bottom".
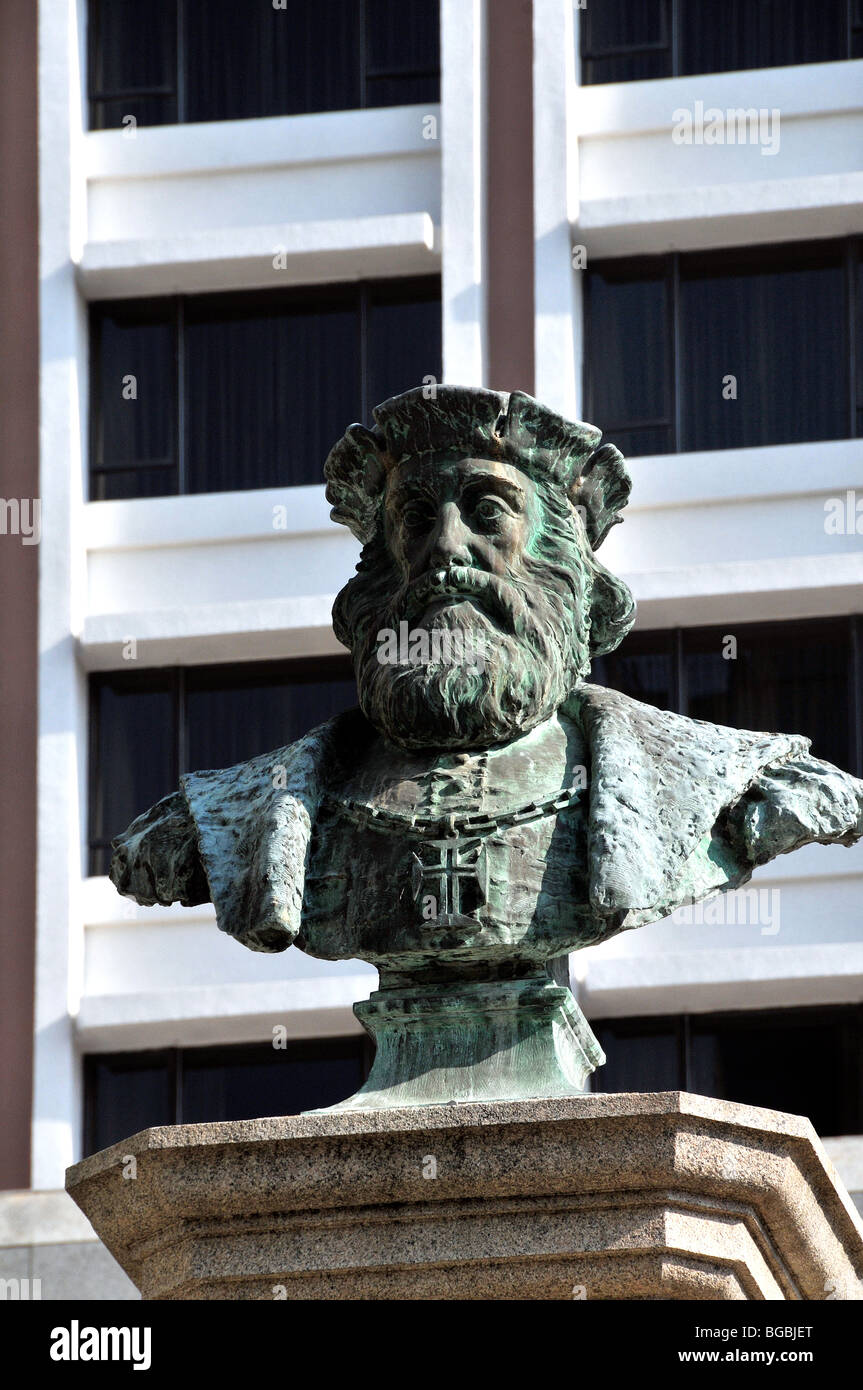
{"left": 582, "top": 0, "right": 667, "bottom": 52}
{"left": 679, "top": 0, "right": 847, "bottom": 77}
{"left": 365, "top": 0, "right": 441, "bottom": 106}
{"left": 364, "top": 72, "right": 442, "bottom": 107}
{"left": 591, "top": 630, "right": 676, "bottom": 710}
{"left": 184, "top": 290, "right": 359, "bottom": 493}
{"left": 679, "top": 244, "right": 847, "bottom": 451}
{"left": 581, "top": 0, "right": 670, "bottom": 84}
{"left": 90, "top": 673, "right": 177, "bottom": 875}
{"left": 591, "top": 1008, "right": 862, "bottom": 1131}
{"left": 89, "top": 0, "right": 176, "bottom": 116}
{"left": 586, "top": 262, "right": 672, "bottom": 446}
{"left": 183, "top": 0, "right": 360, "bottom": 122}
{"left": 689, "top": 1008, "right": 861, "bottom": 1135}
{"left": 366, "top": 281, "right": 443, "bottom": 414}
{"left": 602, "top": 425, "right": 673, "bottom": 460}
{"left": 94, "top": 304, "right": 175, "bottom": 468}
{"left": 681, "top": 619, "right": 853, "bottom": 772}
{"left": 85, "top": 1052, "right": 174, "bottom": 1155}
{"left": 180, "top": 1040, "right": 366, "bottom": 1122}
{"left": 591, "top": 1018, "right": 683, "bottom": 1091}
{"left": 185, "top": 660, "right": 357, "bottom": 773}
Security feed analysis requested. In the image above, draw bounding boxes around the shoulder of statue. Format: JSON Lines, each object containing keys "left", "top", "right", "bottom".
{"left": 566, "top": 682, "right": 821, "bottom": 919}
{"left": 567, "top": 682, "right": 809, "bottom": 768}
{"left": 109, "top": 709, "right": 369, "bottom": 912}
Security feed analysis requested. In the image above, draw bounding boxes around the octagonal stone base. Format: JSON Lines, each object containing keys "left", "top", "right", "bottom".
{"left": 66, "top": 1093, "right": 863, "bottom": 1301}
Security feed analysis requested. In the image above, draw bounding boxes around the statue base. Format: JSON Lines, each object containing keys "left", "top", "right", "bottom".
{"left": 319, "top": 975, "right": 605, "bottom": 1111}
{"left": 66, "top": 1094, "right": 863, "bottom": 1300}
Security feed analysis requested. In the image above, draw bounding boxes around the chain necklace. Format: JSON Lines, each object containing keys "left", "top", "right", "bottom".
{"left": 327, "top": 781, "right": 585, "bottom": 845}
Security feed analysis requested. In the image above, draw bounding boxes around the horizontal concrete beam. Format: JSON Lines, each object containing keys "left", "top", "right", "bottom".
{"left": 80, "top": 595, "right": 345, "bottom": 669}
{"left": 578, "top": 172, "right": 863, "bottom": 259}
{"left": 623, "top": 552, "right": 863, "bottom": 630}
{"left": 76, "top": 975, "right": 373, "bottom": 1051}
{"left": 85, "top": 104, "right": 440, "bottom": 180}
{"left": 84, "top": 484, "right": 336, "bottom": 550}
{"left": 572, "top": 60, "right": 863, "bottom": 138}
{"left": 78, "top": 213, "right": 439, "bottom": 299}
{"left": 578, "top": 942, "right": 863, "bottom": 1019}
{"left": 78, "top": 552, "right": 862, "bottom": 667}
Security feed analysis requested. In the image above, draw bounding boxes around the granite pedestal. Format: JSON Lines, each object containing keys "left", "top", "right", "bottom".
{"left": 66, "top": 1092, "right": 863, "bottom": 1301}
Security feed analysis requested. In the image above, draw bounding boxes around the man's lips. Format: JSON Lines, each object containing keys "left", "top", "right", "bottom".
{"left": 406, "top": 565, "right": 493, "bottom": 612}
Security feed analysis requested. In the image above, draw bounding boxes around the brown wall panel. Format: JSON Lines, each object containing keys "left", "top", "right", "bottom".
{"left": 486, "top": 0, "right": 535, "bottom": 394}
{"left": 0, "top": 0, "right": 39, "bottom": 1189}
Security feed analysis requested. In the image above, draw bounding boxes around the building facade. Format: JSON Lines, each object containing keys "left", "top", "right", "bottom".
{"left": 0, "top": 0, "right": 861, "bottom": 1298}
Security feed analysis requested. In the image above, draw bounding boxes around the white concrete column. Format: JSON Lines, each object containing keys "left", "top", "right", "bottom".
{"left": 533, "top": 0, "right": 582, "bottom": 418}
{"left": 440, "top": 0, "right": 488, "bottom": 386}
{"left": 33, "top": 0, "right": 89, "bottom": 1187}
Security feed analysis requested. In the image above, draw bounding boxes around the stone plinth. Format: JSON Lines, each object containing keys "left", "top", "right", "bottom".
{"left": 66, "top": 1092, "right": 863, "bottom": 1301}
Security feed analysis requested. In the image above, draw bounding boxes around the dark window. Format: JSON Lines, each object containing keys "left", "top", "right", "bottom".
{"left": 84, "top": 1050, "right": 175, "bottom": 1155}
{"left": 592, "top": 1006, "right": 863, "bottom": 1136}
{"left": 585, "top": 240, "right": 860, "bottom": 456}
{"left": 89, "top": 301, "right": 177, "bottom": 499}
{"left": 681, "top": 620, "right": 856, "bottom": 774}
{"left": 591, "top": 615, "right": 863, "bottom": 779}
{"left": 581, "top": 0, "right": 856, "bottom": 84}
{"left": 679, "top": 243, "right": 847, "bottom": 452}
{"left": 88, "top": 656, "right": 356, "bottom": 875}
{"left": 584, "top": 257, "right": 674, "bottom": 459}
{"left": 88, "top": 670, "right": 178, "bottom": 877}
{"left": 88, "top": 0, "right": 178, "bottom": 129}
{"left": 590, "top": 627, "right": 677, "bottom": 712}
{"left": 88, "top": 0, "right": 440, "bottom": 129}
{"left": 84, "top": 1038, "right": 369, "bottom": 1154}
{"left": 90, "top": 279, "right": 442, "bottom": 500}
{"left": 581, "top": 0, "right": 671, "bottom": 86}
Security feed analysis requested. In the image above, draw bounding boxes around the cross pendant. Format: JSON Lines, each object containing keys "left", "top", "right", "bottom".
{"left": 411, "top": 837, "right": 484, "bottom": 918}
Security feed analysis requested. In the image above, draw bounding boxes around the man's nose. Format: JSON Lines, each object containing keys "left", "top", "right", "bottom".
{"left": 427, "top": 501, "right": 473, "bottom": 569}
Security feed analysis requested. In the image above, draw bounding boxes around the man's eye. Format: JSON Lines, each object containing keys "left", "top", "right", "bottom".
{"left": 402, "top": 505, "right": 431, "bottom": 530}
{"left": 474, "top": 498, "right": 507, "bottom": 523}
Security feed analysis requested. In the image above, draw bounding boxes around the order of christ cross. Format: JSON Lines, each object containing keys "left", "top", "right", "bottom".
{"left": 411, "top": 837, "right": 486, "bottom": 920}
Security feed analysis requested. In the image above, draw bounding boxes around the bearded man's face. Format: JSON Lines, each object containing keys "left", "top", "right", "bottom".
{"left": 335, "top": 452, "right": 594, "bottom": 750}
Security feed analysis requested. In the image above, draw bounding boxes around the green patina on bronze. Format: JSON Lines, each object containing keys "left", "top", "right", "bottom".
{"left": 110, "top": 387, "right": 863, "bottom": 1110}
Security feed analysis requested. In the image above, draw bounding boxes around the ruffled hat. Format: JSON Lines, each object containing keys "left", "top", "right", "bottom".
{"left": 324, "top": 385, "right": 631, "bottom": 551}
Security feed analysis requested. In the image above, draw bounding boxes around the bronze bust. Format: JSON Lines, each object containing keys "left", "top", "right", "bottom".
{"left": 110, "top": 387, "right": 863, "bottom": 1108}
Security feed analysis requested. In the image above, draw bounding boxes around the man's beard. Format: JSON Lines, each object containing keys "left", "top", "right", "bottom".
{"left": 348, "top": 562, "right": 590, "bottom": 751}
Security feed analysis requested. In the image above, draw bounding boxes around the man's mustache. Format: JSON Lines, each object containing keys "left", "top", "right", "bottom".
{"left": 390, "top": 565, "right": 531, "bottom": 630}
